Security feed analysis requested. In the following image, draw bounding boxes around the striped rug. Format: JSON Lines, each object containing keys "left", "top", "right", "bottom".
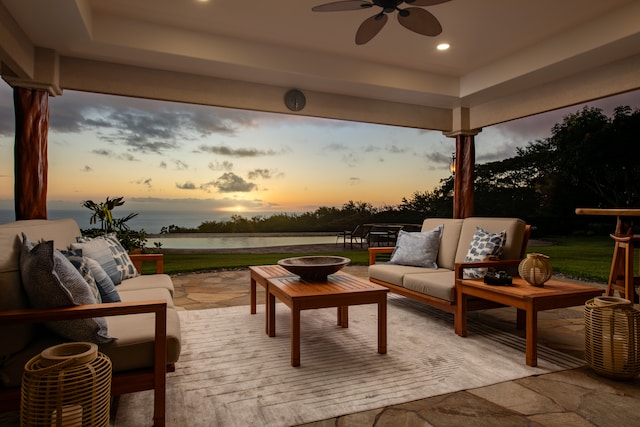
{"left": 114, "top": 295, "right": 584, "bottom": 426}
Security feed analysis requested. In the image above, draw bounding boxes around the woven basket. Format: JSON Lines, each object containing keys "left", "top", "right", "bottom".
{"left": 20, "top": 342, "right": 112, "bottom": 427}
{"left": 584, "top": 297, "right": 640, "bottom": 379}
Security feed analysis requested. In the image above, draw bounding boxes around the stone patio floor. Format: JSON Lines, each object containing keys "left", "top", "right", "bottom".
{"left": 171, "top": 265, "right": 640, "bottom": 427}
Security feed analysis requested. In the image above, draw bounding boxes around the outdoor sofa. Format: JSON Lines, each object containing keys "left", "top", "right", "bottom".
{"left": 369, "top": 217, "right": 531, "bottom": 324}
{"left": 0, "top": 218, "right": 181, "bottom": 426}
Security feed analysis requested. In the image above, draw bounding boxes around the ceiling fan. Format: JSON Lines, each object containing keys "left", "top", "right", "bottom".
{"left": 312, "top": 0, "right": 450, "bottom": 45}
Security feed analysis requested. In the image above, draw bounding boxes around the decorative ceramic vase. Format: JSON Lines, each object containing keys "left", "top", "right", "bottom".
{"left": 518, "top": 253, "right": 552, "bottom": 286}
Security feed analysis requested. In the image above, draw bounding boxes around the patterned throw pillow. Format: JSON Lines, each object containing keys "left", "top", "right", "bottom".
{"left": 75, "top": 233, "right": 139, "bottom": 283}
{"left": 19, "top": 234, "right": 113, "bottom": 344}
{"left": 463, "top": 226, "right": 507, "bottom": 279}
{"left": 62, "top": 249, "right": 121, "bottom": 303}
{"left": 84, "top": 257, "right": 121, "bottom": 303}
{"left": 71, "top": 237, "right": 121, "bottom": 285}
{"left": 63, "top": 251, "right": 102, "bottom": 303}
{"left": 389, "top": 225, "right": 443, "bottom": 268}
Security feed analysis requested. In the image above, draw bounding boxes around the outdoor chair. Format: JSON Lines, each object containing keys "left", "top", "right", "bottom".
{"left": 336, "top": 224, "right": 371, "bottom": 248}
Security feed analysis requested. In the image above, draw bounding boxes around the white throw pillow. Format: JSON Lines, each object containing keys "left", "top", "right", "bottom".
{"left": 389, "top": 225, "right": 443, "bottom": 268}
{"left": 463, "top": 226, "right": 506, "bottom": 278}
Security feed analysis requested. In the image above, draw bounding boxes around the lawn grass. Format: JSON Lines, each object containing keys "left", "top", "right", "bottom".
{"left": 146, "top": 235, "right": 615, "bottom": 284}
{"left": 526, "top": 235, "right": 612, "bottom": 283}
{"left": 144, "top": 250, "right": 371, "bottom": 275}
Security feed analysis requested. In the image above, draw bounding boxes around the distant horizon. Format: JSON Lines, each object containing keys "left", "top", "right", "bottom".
{"left": 0, "top": 207, "right": 307, "bottom": 234}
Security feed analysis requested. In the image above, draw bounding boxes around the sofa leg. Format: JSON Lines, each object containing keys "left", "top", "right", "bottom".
{"left": 152, "top": 378, "right": 166, "bottom": 426}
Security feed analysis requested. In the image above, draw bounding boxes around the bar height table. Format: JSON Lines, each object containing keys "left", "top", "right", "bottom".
{"left": 575, "top": 208, "right": 640, "bottom": 302}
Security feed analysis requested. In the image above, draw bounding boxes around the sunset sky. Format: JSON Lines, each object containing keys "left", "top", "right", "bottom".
{"left": 1, "top": 82, "right": 639, "bottom": 219}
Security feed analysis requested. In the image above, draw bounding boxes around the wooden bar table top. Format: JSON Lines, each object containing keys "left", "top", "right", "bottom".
{"left": 455, "top": 277, "right": 603, "bottom": 367}
{"left": 575, "top": 208, "right": 640, "bottom": 235}
{"left": 267, "top": 272, "right": 389, "bottom": 367}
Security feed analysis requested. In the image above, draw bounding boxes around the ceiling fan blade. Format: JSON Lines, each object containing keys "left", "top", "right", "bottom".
{"left": 397, "top": 7, "right": 442, "bottom": 36}
{"left": 355, "top": 14, "right": 388, "bottom": 45}
{"left": 312, "top": 1, "right": 372, "bottom": 12}
{"left": 404, "top": 0, "right": 451, "bottom": 6}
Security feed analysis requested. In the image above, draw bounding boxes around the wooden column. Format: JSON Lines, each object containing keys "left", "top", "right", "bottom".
{"left": 14, "top": 87, "right": 49, "bottom": 220}
{"left": 453, "top": 133, "right": 475, "bottom": 219}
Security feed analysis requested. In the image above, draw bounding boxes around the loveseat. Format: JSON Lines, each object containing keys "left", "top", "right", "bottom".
{"left": 0, "top": 218, "right": 181, "bottom": 426}
{"left": 369, "top": 217, "right": 531, "bottom": 323}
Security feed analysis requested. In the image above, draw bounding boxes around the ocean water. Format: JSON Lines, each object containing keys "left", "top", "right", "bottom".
{"left": 0, "top": 209, "right": 241, "bottom": 233}
{"left": 0, "top": 209, "right": 339, "bottom": 248}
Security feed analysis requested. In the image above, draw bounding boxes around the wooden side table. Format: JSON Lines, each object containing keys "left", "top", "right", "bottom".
{"left": 455, "top": 277, "right": 603, "bottom": 366}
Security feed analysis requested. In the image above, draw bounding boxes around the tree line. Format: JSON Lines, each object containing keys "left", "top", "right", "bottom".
{"left": 158, "top": 105, "right": 639, "bottom": 236}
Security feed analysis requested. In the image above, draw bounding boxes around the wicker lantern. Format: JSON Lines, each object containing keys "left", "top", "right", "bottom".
{"left": 21, "top": 342, "right": 112, "bottom": 427}
{"left": 584, "top": 296, "right": 640, "bottom": 379}
{"left": 518, "top": 253, "right": 552, "bottom": 286}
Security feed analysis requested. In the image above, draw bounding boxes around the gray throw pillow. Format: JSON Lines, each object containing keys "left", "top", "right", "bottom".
{"left": 19, "top": 234, "right": 113, "bottom": 344}
{"left": 389, "top": 225, "right": 443, "bottom": 268}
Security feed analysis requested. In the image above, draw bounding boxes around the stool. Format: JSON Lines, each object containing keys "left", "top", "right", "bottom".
{"left": 607, "top": 234, "right": 640, "bottom": 303}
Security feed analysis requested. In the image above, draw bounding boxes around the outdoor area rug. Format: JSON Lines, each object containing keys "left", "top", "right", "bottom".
{"left": 113, "top": 295, "right": 584, "bottom": 426}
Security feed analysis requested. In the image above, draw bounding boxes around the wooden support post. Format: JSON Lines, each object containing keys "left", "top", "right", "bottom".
{"left": 13, "top": 87, "right": 49, "bottom": 220}
{"left": 453, "top": 133, "right": 475, "bottom": 219}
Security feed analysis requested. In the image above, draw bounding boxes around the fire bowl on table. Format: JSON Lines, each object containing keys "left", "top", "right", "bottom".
{"left": 277, "top": 256, "right": 351, "bottom": 281}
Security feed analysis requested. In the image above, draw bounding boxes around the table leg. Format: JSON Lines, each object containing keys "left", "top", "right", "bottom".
{"left": 291, "top": 306, "right": 301, "bottom": 367}
{"left": 250, "top": 275, "right": 257, "bottom": 314}
{"left": 337, "top": 306, "right": 349, "bottom": 328}
{"left": 455, "top": 286, "right": 468, "bottom": 337}
{"left": 378, "top": 299, "right": 387, "bottom": 354}
{"left": 265, "top": 283, "right": 270, "bottom": 335}
{"left": 268, "top": 291, "right": 276, "bottom": 337}
{"left": 516, "top": 309, "right": 525, "bottom": 330}
{"left": 525, "top": 307, "right": 538, "bottom": 367}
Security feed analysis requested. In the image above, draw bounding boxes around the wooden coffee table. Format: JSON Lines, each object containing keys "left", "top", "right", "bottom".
{"left": 267, "top": 272, "right": 389, "bottom": 367}
{"left": 455, "top": 277, "right": 604, "bottom": 367}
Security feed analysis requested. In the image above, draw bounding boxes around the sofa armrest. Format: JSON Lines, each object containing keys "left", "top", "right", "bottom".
{"left": 454, "top": 259, "right": 523, "bottom": 279}
{"left": 368, "top": 246, "right": 394, "bottom": 265}
{"left": 130, "top": 253, "right": 164, "bottom": 274}
{"left": 0, "top": 301, "right": 168, "bottom": 424}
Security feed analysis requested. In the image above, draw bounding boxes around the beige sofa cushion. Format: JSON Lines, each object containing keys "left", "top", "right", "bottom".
{"left": 117, "top": 273, "right": 175, "bottom": 297}
{"left": 101, "top": 308, "right": 182, "bottom": 373}
{"left": 454, "top": 218, "right": 526, "bottom": 264}
{"left": 403, "top": 271, "right": 457, "bottom": 302}
{"left": 119, "top": 288, "right": 175, "bottom": 308}
{"left": 421, "top": 218, "right": 463, "bottom": 271}
{"left": 369, "top": 264, "right": 429, "bottom": 287}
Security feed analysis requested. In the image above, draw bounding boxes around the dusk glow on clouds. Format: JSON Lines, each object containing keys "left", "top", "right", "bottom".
{"left": 1, "top": 82, "right": 639, "bottom": 216}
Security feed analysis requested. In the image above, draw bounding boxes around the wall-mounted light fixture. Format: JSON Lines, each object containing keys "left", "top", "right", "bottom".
{"left": 449, "top": 153, "right": 456, "bottom": 175}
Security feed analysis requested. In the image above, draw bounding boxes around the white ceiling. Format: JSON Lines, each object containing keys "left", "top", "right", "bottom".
{"left": 2, "top": 0, "right": 640, "bottom": 129}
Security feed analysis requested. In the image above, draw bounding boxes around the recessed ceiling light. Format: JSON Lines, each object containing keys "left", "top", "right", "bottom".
{"left": 437, "top": 43, "right": 450, "bottom": 51}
